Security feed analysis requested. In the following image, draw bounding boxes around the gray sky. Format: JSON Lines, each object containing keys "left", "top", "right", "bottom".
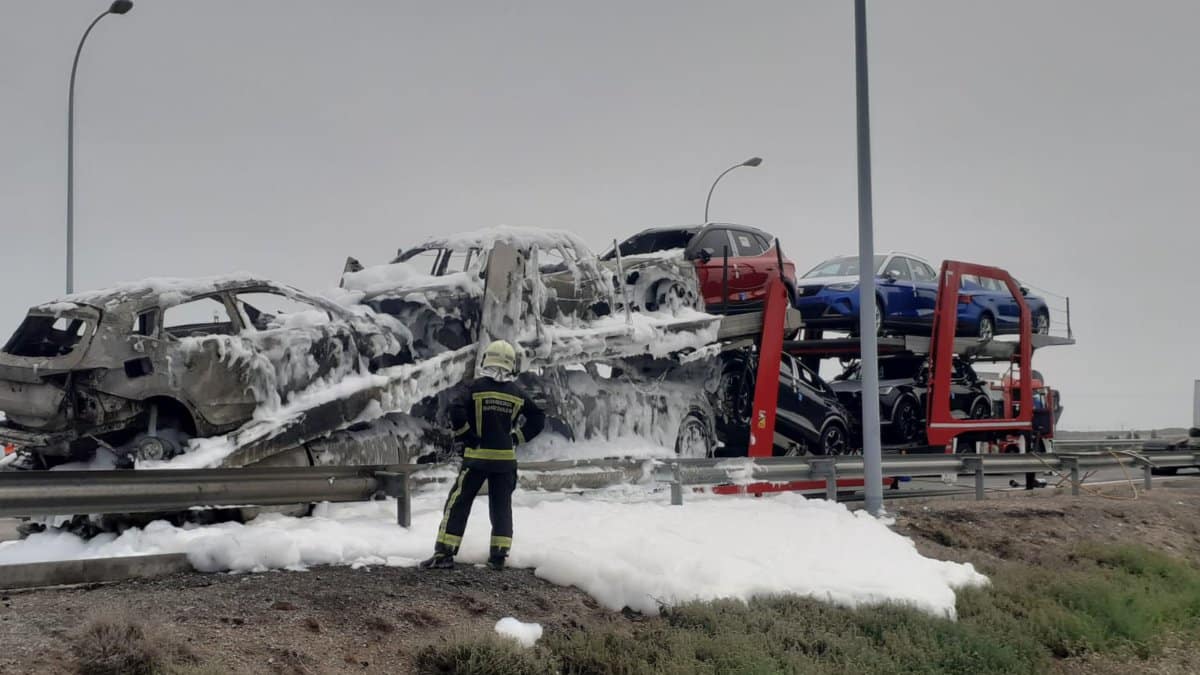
{"left": 2, "top": 1, "right": 1197, "bottom": 430}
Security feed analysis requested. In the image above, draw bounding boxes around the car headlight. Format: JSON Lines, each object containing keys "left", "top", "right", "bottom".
{"left": 827, "top": 282, "right": 858, "bottom": 291}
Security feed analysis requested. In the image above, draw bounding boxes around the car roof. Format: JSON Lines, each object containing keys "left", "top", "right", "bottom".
{"left": 412, "top": 225, "right": 592, "bottom": 254}
{"left": 44, "top": 275, "right": 301, "bottom": 312}
{"left": 824, "top": 251, "right": 933, "bottom": 264}
{"left": 628, "top": 225, "right": 703, "bottom": 236}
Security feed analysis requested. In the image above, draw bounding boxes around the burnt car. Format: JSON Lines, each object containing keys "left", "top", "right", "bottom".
{"left": 341, "top": 226, "right": 701, "bottom": 357}
{"left": 601, "top": 223, "right": 798, "bottom": 314}
{"left": 831, "top": 355, "right": 993, "bottom": 444}
{"left": 0, "top": 276, "right": 407, "bottom": 469}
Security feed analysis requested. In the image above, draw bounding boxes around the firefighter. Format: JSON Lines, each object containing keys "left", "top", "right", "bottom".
{"left": 419, "top": 339, "right": 544, "bottom": 571}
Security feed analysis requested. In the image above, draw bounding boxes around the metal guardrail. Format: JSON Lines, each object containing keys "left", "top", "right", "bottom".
{"left": 1, "top": 451, "right": 1195, "bottom": 525}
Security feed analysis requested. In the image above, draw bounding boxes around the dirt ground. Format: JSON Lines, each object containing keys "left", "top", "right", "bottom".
{"left": 1, "top": 480, "right": 1199, "bottom": 674}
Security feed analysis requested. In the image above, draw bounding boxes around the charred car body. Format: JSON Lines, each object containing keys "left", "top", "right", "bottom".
{"left": 0, "top": 276, "right": 407, "bottom": 469}
{"left": 342, "top": 226, "right": 702, "bottom": 358}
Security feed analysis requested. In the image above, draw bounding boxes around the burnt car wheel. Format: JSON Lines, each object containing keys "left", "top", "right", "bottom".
{"left": 647, "top": 280, "right": 696, "bottom": 313}
{"left": 129, "top": 433, "right": 184, "bottom": 463}
{"left": 675, "top": 409, "right": 715, "bottom": 458}
{"left": 817, "top": 420, "right": 849, "bottom": 456}
{"left": 891, "top": 396, "right": 923, "bottom": 443}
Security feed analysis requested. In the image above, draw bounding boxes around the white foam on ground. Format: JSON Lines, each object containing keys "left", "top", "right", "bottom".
{"left": 494, "top": 617, "right": 543, "bottom": 647}
{"left": 0, "top": 489, "right": 984, "bottom": 618}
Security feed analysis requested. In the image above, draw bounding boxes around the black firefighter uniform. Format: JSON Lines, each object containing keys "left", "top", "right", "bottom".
{"left": 434, "top": 376, "right": 545, "bottom": 558}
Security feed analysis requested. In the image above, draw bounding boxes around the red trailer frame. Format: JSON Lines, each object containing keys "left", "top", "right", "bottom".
{"left": 926, "top": 260, "right": 1034, "bottom": 449}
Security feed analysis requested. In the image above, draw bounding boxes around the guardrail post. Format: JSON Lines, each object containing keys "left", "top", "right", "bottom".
{"left": 809, "top": 458, "right": 837, "bottom": 502}
{"left": 375, "top": 471, "right": 412, "bottom": 528}
{"left": 963, "top": 457, "right": 985, "bottom": 501}
{"left": 1143, "top": 462, "right": 1153, "bottom": 492}
{"left": 670, "top": 461, "right": 684, "bottom": 506}
{"left": 1059, "top": 457, "right": 1080, "bottom": 496}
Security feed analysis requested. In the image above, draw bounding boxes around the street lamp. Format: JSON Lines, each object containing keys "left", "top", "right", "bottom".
{"left": 704, "top": 156, "right": 762, "bottom": 223}
{"left": 67, "top": 0, "right": 133, "bottom": 294}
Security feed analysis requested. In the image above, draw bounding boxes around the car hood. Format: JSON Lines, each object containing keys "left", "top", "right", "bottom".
{"left": 599, "top": 250, "right": 687, "bottom": 270}
{"left": 796, "top": 275, "right": 859, "bottom": 289}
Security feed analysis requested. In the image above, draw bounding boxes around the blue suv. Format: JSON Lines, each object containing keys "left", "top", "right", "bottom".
{"left": 793, "top": 253, "right": 1051, "bottom": 338}
{"left": 793, "top": 253, "right": 940, "bottom": 335}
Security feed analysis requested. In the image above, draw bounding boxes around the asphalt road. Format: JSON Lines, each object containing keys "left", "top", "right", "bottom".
{"left": 885, "top": 465, "right": 1199, "bottom": 501}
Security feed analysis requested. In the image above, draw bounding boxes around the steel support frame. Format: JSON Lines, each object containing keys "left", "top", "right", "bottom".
{"left": 927, "top": 260, "right": 1034, "bottom": 448}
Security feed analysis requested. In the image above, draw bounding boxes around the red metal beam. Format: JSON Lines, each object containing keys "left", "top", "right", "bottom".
{"left": 927, "top": 260, "right": 1033, "bottom": 448}
{"left": 746, "top": 277, "right": 789, "bottom": 457}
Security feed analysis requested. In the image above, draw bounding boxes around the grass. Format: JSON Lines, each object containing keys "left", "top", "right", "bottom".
{"left": 71, "top": 613, "right": 197, "bottom": 675}
{"left": 414, "top": 543, "right": 1200, "bottom": 675}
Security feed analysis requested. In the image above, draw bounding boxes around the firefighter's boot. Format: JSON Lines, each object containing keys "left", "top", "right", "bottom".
{"left": 419, "top": 544, "right": 456, "bottom": 570}
{"left": 487, "top": 547, "right": 507, "bottom": 571}
{"left": 419, "top": 553, "right": 455, "bottom": 570}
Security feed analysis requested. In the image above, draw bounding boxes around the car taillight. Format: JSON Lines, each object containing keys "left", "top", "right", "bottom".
{"left": 957, "top": 294, "right": 974, "bottom": 305}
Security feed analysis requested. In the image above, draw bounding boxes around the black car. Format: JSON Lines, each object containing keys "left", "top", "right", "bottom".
{"left": 831, "top": 355, "right": 993, "bottom": 444}
{"left": 704, "top": 350, "right": 854, "bottom": 456}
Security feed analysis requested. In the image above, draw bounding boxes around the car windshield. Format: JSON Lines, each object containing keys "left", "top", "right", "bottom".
{"left": 395, "top": 247, "right": 481, "bottom": 276}
{"left": 3, "top": 312, "right": 95, "bottom": 358}
{"left": 601, "top": 230, "right": 695, "bottom": 260}
{"left": 803, "top": 255, "right": 886, "bottom": 278}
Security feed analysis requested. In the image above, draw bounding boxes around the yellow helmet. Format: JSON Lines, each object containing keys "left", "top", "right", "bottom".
{"left": 481, "top": 339, "right": 517, "bottom": 375}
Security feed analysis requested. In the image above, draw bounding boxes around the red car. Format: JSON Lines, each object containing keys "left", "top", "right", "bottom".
{"left": 602, "top": 223, "right": 798, "bottom": 313}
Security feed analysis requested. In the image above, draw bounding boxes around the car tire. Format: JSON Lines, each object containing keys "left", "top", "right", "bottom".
{"left": 890, "top": 396, "right": 923, "bottom": 443}
{"left": 977, "top": 314, "right": 995, "bottom": 341}
{"left": 675, "top": 408, "right": 716, "bottom": 458}
{"left": 817, "top": 420, "right": 849, "bottom": 456}
{"left": 875, "top": 297, "right": 885, "bottom": 336}
{"left": 1034, "top": 310, "right": 1051, "bottom": 336}
{"left": 648, "top": 280, "right": 693, "bottom": 313}
{"left": 969, "top": 397, "right": 993, "bottom": 420}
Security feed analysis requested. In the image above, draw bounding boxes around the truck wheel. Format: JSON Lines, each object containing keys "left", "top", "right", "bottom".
{"left": 675, "top": 410, "right": 715, "bottom": 458}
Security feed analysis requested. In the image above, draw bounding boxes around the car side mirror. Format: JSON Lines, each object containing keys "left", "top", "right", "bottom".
{"left": 1019, "top": 286, "right": 1030, "bottom": 296}
{"left": 697, "top": 249, "right": 713, "bottom": 263}
{"left": 883, "top": 270, "right": 899, "bottom": 283}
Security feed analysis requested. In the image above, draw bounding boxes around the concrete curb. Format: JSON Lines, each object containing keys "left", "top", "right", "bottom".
{"left": 0, "top": 553, "right": 193, "bottom": 590}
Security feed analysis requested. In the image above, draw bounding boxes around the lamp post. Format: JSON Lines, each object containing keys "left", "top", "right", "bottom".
{"left": 854, "top": 0, "right": 884, "bottom": 517}
{"left": 704, "top": 156, "right": 762, "bottom": 223}
{"left": 67, "top": 0, "right": 133, "bottom": 294}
